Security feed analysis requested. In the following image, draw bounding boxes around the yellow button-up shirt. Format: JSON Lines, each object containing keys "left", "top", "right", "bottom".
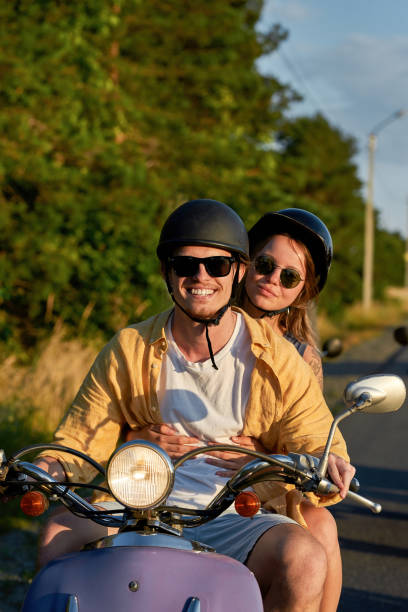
{"left": 41, "top": 307, "right": 348, "bottom": 526}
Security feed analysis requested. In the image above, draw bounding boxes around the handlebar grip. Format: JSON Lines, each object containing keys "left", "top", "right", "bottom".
{"left": 346, "top": 490, "right": 381, "bottom": 513}
{"left": 349, "top": 477, "right": 360, "bottom": 493}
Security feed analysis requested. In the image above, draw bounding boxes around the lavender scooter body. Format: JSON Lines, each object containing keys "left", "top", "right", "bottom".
{"left": 23, "top": 542, "right": 262, "bottom": 611}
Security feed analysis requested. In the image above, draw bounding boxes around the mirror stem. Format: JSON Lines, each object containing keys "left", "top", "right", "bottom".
{"left": 316, "top": 393, "right": 372, "bottom": 478}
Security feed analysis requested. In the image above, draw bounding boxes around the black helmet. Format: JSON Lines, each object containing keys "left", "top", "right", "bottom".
{"left": 248, "top": 208, "right": 333, "bottom": 291}
{"left": 157, "top": 199, "right": 249, "bottom": 262}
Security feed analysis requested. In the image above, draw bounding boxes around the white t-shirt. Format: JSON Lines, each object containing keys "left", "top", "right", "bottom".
{"left": 158, "top": 312, "right": 256, "bottom": 509}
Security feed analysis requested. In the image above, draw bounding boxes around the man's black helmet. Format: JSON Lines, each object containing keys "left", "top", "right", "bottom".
{"left": 157, "top": 199, "right": 249, "bottom": 262}
{"left": 248, "top": 208, "right": 333, "bottom": 291}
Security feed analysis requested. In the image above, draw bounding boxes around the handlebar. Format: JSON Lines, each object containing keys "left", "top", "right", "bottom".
{"left": 2, "top": 444, "right": 382, "bottom": 527}
{"left": 8, "top": 461, "right": 123, "bottom": 528}
{"left": 346, "top": 490, "right": 381, "bottom": 513}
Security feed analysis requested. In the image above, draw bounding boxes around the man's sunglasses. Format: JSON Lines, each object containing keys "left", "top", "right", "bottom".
{"left": 253, "top": 255, "right": 304, "bottom": 289}
{"left": 168, "top": 255, "right": 236, "bottom": 278}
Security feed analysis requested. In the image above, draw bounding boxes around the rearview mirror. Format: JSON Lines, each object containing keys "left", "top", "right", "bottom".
{"left": 321, "top": 337, "right": 343, "bottom": 358}
{"left": 394, "top": 326, "right": 408, "bottom": 346}
{"left": 317, "top": 373, "right": 406, "bottom": 478}
{"left": 344, "top": 374, "right": 406, "bottom": 414}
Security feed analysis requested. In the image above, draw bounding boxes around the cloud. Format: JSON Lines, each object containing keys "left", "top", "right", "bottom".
{"left": 316, "top": 34, "right": 408, "bottom": 106}
{"left": 301, "top": 34, "right": 408, "bottom": 156}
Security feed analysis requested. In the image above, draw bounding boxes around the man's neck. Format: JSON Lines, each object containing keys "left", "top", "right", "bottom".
{"left": 171, "top": 307, "right": 237, "bottom": 363}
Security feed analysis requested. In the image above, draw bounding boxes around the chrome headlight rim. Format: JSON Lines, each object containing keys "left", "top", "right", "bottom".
{"left": 106, "top": 440, "right": 174, "bottom": 510}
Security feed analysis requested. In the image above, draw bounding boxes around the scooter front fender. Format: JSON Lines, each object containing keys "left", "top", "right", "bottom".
{"left": 23, "top": 545, "right": 263, "bottom": 611}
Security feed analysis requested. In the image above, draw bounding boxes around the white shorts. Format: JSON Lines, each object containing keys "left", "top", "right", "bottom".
{"left": 184, "top": 510, "right": 299, "bottom": 564}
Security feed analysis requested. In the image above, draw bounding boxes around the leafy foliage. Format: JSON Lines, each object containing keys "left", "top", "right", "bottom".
{"left": 0, "top": 2, "right": 404, "bottom": 348}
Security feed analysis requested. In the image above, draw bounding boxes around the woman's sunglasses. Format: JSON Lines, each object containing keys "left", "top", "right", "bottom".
{"left": 168, "top": 255, "right": 236, "bottom": 278}
{"left": 253, "top": 255, "right": 304, "bottom": 289}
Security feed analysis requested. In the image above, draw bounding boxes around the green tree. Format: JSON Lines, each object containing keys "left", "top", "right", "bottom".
{"left": 273, "top": 113, "right": 371, "bottom": 316}
{"left": 0, "top": 1, "right": 297, "bottom": 347}
{"left": 0, "top": 1, "right": 163, "bottom": 345}
{"left": 374, "top": 226, "right": 404, "bottom": 298}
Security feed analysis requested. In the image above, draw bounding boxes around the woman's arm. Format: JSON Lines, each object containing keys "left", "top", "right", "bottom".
{"left": 303, "top": 344, "right": 323, "bottom": 390}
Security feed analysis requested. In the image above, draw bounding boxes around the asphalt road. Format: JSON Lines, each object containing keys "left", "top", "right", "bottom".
{"left": 323, "top": 327, "right": 408, "bottom": 611}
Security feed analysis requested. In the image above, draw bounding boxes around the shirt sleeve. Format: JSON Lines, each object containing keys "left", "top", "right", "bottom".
{"left": 36, "top": 335, "right": 133, "bottom": 483}
{"left": 278, "top": 359, "right": 348, "bottom": 462}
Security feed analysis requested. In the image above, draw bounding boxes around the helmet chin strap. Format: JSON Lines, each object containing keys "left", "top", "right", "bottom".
{"left": 245, "top": 290, "right": 290, "bottom": 319}
{"left": 166, "top": 264, "right": 240, "bottom": 370}
{"left": 170, "top": 296, "right": 229, "bottom": 370}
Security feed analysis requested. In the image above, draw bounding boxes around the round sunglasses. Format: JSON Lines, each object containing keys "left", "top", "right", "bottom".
{"left": 168, "top": 255, "right": 235, "bottom": 278}
{"left": 253, "top": 255, "right": 304, "bottom": 289}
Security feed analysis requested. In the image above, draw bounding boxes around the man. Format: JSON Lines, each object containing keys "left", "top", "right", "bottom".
{"left": 36, "top": 199, "right": 354, "bottom": 612}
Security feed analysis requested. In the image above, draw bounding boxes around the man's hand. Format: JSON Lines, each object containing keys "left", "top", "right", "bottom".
{"left": 326, "top": 453, "right": 356, "bottom": 498}
{"left": 204, "top": 435, "right": 268, "bottom": 477}
{"left": 33, "top": 458, "right": 66, "bottom": 481}
{"left": 126, "top": 424, "right": 201, "bottom": 459}
{"left": 1, "top": 457, "right": 65, "bottom": 504}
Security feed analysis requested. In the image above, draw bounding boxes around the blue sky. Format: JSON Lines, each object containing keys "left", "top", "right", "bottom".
{"left": 257, "top": 0, "right": 408, "bottom": 235}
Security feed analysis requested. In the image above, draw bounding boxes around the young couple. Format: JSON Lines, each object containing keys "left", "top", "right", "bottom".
{"left": 35, "top": 199, "right": 354, "bottom": 612}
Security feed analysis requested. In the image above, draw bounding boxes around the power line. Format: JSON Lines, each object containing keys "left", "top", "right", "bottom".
{"left": 277, "top": 48, "right": 338, "bottom": 126}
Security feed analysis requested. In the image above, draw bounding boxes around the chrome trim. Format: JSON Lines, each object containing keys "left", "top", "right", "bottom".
{"left": 65, "top": 595, "right": 79, "bottom": 611}
{"left": 122, "top": 517, "right": 183, "bottom": 536}
{"left": 184, "top": 597, "right": 201, "bottom": 611}
{"left": 0, "top": 449, "right": 7, "bottom": 480}
{"left": 84, "top": 531, "right": 214, "bottom": 552}
{"left": 206, "top": 455, "right": 297, "bottom": 512}
{"left": 14, "top": 463, "right": 102, "bottom": 513}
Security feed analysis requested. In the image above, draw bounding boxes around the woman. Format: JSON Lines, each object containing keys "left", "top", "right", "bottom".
{"left": 241, "top": 207, "right": 333, "bottom": 389}
{"left": 230, "top": 208, "right": 341, "bottom": 612}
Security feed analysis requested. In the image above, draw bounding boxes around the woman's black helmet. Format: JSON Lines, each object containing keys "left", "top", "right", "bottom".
{"left": 157, "top": 199, "right": 249, "bottom": 262}
{"left": 248, "top": 208, "right": 333, "bottom": 291}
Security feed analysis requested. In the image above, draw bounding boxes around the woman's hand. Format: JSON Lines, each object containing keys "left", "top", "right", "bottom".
{"left": 204, "top": 435, "right": 268, "bottom": 477}
{"left": 126, "top": 424, "right": 201, "bottom": 459}
{"left": 326, "top": 453, "right": 356, "bottom": 498}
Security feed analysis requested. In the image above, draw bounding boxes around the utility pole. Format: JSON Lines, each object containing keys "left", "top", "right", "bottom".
{"left": 362, "top": 110, "right": 408, "bottom": 311}
{"left": 363, "top": 133, "right": 376, "bottom": 310}
{"left": 405, "top": 198, "right": 408, "bottom": 289}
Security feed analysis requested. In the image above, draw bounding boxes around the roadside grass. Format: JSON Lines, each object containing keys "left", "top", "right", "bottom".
{"left": 0, "top": 324, "right": 99, "bottom": 530}
{"left": 317, "top": 300, "right": 408, "bottom": 350}
{"left": 0, "top": 322, "right": 99, "bottom": 437}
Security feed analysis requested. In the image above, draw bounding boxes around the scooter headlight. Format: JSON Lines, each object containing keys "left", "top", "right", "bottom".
{"left": 107, "top": 441, "right": 174, "bottom": 509}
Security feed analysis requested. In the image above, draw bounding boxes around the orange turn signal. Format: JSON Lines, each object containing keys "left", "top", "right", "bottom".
{"left": 20, "top": 491, "right": 49, "bottom": 517}
{"left": 234, "top": 491, "right": 261, "bottom": 517}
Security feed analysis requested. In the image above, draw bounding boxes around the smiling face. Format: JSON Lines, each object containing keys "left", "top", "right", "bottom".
{"left": 166, "top": 245, "right": 244, "bottom": 320}
{"left": 245, "top": 234, "right": 307, "bottom": 314}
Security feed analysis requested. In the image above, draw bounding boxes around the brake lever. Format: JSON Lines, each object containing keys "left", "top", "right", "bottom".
{"left": 287, "top": 453, "right": 360, "bottom": 496}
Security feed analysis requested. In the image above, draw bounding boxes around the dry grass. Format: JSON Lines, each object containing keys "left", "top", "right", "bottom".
{"left": 0, "top": 323, "right": 100, "bottom": 434}
{"left": 317, "top": 300, "right": 408, "bottom": 352}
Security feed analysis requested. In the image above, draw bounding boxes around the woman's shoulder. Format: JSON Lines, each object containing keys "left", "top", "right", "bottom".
{"left": 301, "top": 343, "right": 323, "bottom": 389}
{"left": 284, "top": 333, "right": 308, "bottom": 357}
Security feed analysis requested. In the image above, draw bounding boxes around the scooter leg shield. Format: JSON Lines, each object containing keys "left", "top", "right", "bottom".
{"left": 22, "top": 546, "right": 263, "bottom": 611}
